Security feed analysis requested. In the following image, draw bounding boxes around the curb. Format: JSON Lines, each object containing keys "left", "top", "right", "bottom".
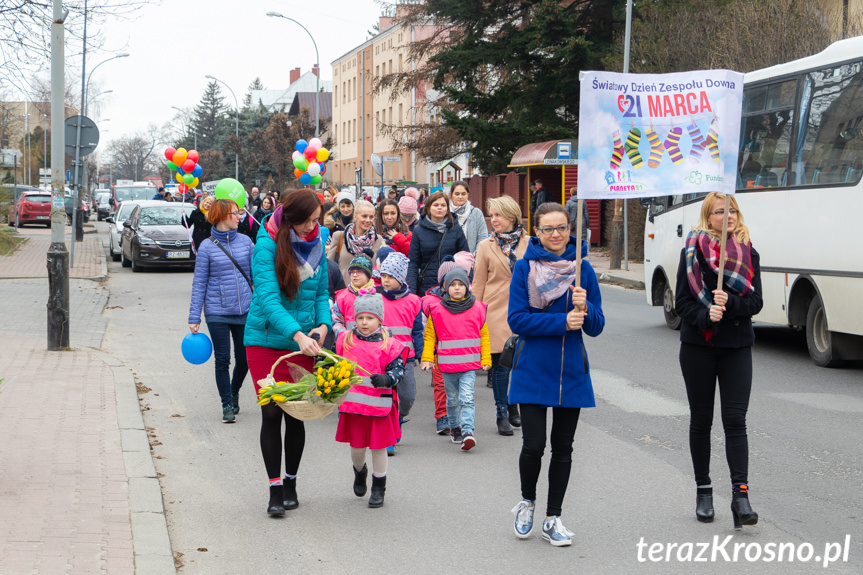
{"left": 598, "top": 272, "right": 645, "bottom": 290}
{"left": 89, "top": 348, "right": 177, "bottom": 575}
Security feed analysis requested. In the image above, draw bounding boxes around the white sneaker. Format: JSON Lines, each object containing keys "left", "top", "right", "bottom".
{"left": 541, "top": 516, "right": 573, "bottom": 547}
{"left": 511, "top": 499, "right": 535, "bottom": 539}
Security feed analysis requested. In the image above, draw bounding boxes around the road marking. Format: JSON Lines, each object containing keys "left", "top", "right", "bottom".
{"left": 771, "top": 393, "right": 863, "bottom": 413}
{"left": 592, "top": 369, "right": 690, "bottom": 416}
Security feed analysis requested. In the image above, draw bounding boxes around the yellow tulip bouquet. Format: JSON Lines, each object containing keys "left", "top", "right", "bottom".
{"left": 257, "top": 350, "right": 369, "bottom": 409}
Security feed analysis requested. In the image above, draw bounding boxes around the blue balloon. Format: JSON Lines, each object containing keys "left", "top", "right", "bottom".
{"left": 299, "top": 172, "right": 312, "bottom": 185}
{"left": 192, "top": 164, "right": 203, "bottom": 177}
{"left": 181, "top": 332, "right": 212, "bottom": 365}
{"left": 177, "top": 165, "right": 186, "bottom": 175}
{"left": 296, "top": 139, "right": 308, "bottom": 153}
{"left": 320, "top": 162, "right": 327, "bottom": 175}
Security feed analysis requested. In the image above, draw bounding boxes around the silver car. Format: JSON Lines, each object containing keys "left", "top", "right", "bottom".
{"left": 106, "top": 200, "right": 150, "bottom": 261}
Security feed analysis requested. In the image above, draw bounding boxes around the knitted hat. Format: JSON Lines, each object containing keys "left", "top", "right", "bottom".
{"left": 335, "top": 191, "right": 354, "bottom": 207}
{"left": 348, "top": 255, "right": 373, "bottom": 279}
{"left": 398, "top": 195, "right": 417, "bottom": 215}
{"left": 376, "top": 246, "right": 395, "bottom": 266}
{"left": 437, "top": 255, "right": 458, "bottom": 284}
{"left": 380, "top": 252, "right": 409, "bottom": 285}
{"left": 404, "top": 187, "right": 419, "bottom": 200}
{"left": 443, "top": 267, "right": 470, "bottom": 293}
{"left": 354, "top": 289, "right": 384, "bottom": 323}
{"left": 454, "top": 251, "right": 475, "bottom": 274}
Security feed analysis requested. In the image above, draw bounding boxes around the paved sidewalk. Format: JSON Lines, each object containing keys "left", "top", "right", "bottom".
{"left": 0, "top": 234, "right": 106, "bottom": 280}
{"left": 588, "top": 247, "right": 645, "bottom": 290}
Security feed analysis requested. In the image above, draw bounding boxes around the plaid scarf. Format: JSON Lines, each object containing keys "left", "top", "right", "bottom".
{"left": 493, "top": 226, "right": 524, "bottom": 271}
{"left": 527, "top": 259, "right": 580, "bottom": 309}
{"left": 343, "top": 223, "right": 378, "bottom": 256}
{"left": 290, "top": 224, "right": 323, "bottom": 282}
{"left": 685, "top": 230, "right": 754, "bottom": 310}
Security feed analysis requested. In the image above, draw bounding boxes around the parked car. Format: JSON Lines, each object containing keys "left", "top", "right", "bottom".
{"left": 64, "top": 194, "right": 90, "bottom": 224}
{"left": 14, "top": 191, "right": 53, "bottom": 228}
{"left": 106, "top": 200, "right": 148, "bottom": 261}
{"left": 3, "top": 184, "right": 40, "bottom": 226}
{"left": 94, "top": 192, "right": 113, "bottom": 220}
{"left": 120, "top": 202, "right": 195, "bottom": 272}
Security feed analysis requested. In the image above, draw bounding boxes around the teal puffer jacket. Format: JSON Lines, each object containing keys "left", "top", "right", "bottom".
{"left": 243, "top": 228, "right": 332, "bottom": 351}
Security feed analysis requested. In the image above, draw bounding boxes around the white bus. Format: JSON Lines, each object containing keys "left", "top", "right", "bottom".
{"left": 643, "top": 36, "right": 863, "bottom": 367}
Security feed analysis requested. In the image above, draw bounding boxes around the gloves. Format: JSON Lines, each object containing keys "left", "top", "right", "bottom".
{"left": 370, "top": 374, "right": 391, "bottom": 388}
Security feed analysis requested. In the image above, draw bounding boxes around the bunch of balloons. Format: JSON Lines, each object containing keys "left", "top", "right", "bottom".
{"left": 292, "top": 137, "right": 329, "bottom": 186}
{"left": 164, "top": 147, "right": 203, "bottom": 195}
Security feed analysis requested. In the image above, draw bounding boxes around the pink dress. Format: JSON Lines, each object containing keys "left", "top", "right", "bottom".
{"left": 335, "top": 332, "right": 407, "bottom": 449}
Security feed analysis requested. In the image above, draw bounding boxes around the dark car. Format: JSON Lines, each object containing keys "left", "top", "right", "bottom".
{"left": 94, "top": 192, "right": 113, "bottom": 221}
{"left": 14, "top": 191, "right": 53, "bottom": 227}
{"left": 64, "top": 195, "right": 90, "bottom": 224}
{"left": 120, "top": 202, "right": 195, "bottom": 272}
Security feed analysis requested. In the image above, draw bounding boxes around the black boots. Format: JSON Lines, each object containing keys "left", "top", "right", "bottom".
{"left": 353, "top": 464, "right": 368, "bottom": 497}
{"left": 731, "top": 491, "right": 758, "bottom": 529}
{"left": 497, "top": 417, "right": 514, "bottom": 436}
{"left": 368, "top": 475, "right": 386, "bottom": 508}
{"left": 283, "top": 478, "right": 298, "bottom": 510}
{"left": 508, "top": 404, "right": 521, "bottom": 428}
{"left": 267, "top": 485, "right": 285, "bottom": 517}
{"left": 695, "top": 488, "right": 714, "bottom": 523}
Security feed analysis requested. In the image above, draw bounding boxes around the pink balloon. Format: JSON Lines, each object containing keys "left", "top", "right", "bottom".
{"left": 309, "top": 138, "right": 323, "bottom": 149}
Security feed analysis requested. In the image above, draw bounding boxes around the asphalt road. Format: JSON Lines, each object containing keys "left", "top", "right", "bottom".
{"left": 94, "top": 221, "right": 863, "bottom": 574}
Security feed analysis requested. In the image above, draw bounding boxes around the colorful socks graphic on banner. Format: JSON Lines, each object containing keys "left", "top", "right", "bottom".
{"left": 687, "top": 123, "right": 707, "bottom": 163}
{"left": 664, "top": 127, "right": 684, "bottom": 165}
{"left": 610, "top": 130, "right": 624, "bottom": 169}
{"left": 625, "top": 128, "right": 644, "bottom": 169}
{"left": 706, "top": 118, "right": 720, "bottom": 163}
{"left": 645, "top": 129, "right": 665, "bottom": 169}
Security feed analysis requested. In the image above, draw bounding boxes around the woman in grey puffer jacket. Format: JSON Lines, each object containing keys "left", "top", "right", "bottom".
{"left": 188, "top": 199, "right": 255, "bottom": 423}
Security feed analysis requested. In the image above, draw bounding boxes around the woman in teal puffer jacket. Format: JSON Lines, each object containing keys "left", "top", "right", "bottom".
{"left": 244, "top": 189, "right": 332, "bottom": 517}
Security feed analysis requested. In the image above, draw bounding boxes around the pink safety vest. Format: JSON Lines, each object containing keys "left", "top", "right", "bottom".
{"left": 421, "top": 292, "right": 441, "bottom": 317}
{"left": 334, "top": 288, "right": 358, "bottom": 331}
{"left": 428, "top": 301, "right": 487, "bottom": 372}
{"left": 337, "top": 331, "right": 407, "bottom": 417}
{"left": 381, "top": 293, "right": 421, "bottom": 359}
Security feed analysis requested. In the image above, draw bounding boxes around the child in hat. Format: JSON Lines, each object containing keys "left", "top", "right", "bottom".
{"left": 336, "top": 290, "right": 408, "bottom": 508}
{"left": 421, "top": 267, "right": 491, "bottom": 451}
{"left": 331, "top": 253, "right": 375, "bottom": 335}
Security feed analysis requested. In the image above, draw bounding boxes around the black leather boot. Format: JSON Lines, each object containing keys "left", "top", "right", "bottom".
{"left": 283, "top": 478, "right": 298, "bottom": 510}
{"left": 508, "top": 404, "right": 521, "bottom": 428}
{"left": 497, "top": 417, "right": 514, "bottom": 436}
{"left": 267, "top": 485, "right": 285, "bottom": 517}
{"left": 731, "top": 492, "right": 758, "bottom": 529}
{"left": 368, "top": 475, "right": 386, "bottom": 508}
{"left": 695, "top": 487, "right": 714, "bottom": 523}
{"left": 353, "top": 464, "right": 368, "bottom": 497}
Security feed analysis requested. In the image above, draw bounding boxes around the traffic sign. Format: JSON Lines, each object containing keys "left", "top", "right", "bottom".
{"left": 382, "top": 155, "right": 401, "bottom": 163}
{"left": 370, "top": 153, "right": 383, "bottom": 176}
{"left": 64, "top": 115, "right": 100, "bottom": 156}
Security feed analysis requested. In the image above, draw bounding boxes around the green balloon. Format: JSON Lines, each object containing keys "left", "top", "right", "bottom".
{"left": 311, "top": 175, "right": 322, "bottom": 185}
{"left": 293, "top": 156, "right": 308, "bottom": 171}
{"left": 166, "top": 160, "right": 178, "bottom": 171}
{"left": 214, "top": 178, "right": 246, "bottom": 209}
{"left": 183, "top": 173, "right": 195, "bottom": 185}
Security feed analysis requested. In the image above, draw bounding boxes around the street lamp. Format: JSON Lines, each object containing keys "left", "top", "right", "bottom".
{"left": 267, "top": 11, "right": 319, "bottom": 137}
{"left": 171, "top": 105, "right": 197, "bottom": 149}
{"left": 204, "top": 74, "right": 239, "bottom": 179}
{"left": 86, "top": 89, "right": 113, "bottom": 113}
{"left": 84, "top": 53, "right": 129, "bottom": 116}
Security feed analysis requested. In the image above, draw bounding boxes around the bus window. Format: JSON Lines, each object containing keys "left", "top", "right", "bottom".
{"left": 739, "top": 79, "right": 796, "bottom": 189}
{"left": 793, "top": 61, "right": 863, "bottom": 186}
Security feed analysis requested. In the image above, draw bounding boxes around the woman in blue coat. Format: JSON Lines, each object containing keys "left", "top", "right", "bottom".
{"left": 243, "top": 190, "right": 332, "bottom": 517}
{"left": 507, "top": 203, "right": 604, "bottom": 547}
{"left": 188, "top": 199, "right": 254, "bottom": 424}
{"left": 406, "top": 190, "right": 470, "bottom": 295}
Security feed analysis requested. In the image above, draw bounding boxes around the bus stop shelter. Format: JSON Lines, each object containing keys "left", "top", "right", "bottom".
{"left": 508, "top": 139, "right": 600, "bottom": 244}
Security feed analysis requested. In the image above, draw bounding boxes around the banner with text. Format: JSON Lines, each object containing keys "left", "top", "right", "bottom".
{"left": 576, "top": 69, "right": 744, "bottom": 200}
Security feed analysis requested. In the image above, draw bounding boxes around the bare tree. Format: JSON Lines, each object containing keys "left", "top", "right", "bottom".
{"left": 107, "top": 132, "right": 159, "bottom": 181}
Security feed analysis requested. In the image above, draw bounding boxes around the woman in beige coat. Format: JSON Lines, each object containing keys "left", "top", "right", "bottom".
{"left": 327, "top": 200, "right": 385, "bottom": 278}
{"left": 473, "top": 195, "right": 529, "bottom": 436}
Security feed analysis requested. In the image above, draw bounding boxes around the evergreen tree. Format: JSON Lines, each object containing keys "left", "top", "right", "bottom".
{"left": 243, "top": 77, "right": 265, "bottom": 108}
{"left": 192, "top": 81, "right": 230, "bottom": 154}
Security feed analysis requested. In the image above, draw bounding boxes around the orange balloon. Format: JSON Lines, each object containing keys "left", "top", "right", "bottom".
{"left": 294, "top": 168, "right": 304, "bottom": 179}
{"left": 172, "top": 147, "right": 188, "bottom": 166}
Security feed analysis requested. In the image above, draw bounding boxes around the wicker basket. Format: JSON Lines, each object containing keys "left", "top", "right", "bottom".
{"left": 257, "top": 351, "right": 349, "bottom": 421}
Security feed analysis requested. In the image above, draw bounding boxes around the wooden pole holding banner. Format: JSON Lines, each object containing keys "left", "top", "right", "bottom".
{"left": 575, "top": 199, "right": 584, "bottom": 292}
{"left": 716, "top": 199, "right": 730, "bottom": 291}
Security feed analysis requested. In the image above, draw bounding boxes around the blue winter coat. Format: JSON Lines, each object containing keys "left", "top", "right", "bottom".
{"left": 406, "top": 216, "right": 470, "bottom": 295}
{"left": 507, "top": 236, "right": 604, "bottom": 408}
{"left": 188, "top": 228, "right": 254, "bottom": 323}
{"left": 243, "top": 219, "right": 332, "bottom": 351}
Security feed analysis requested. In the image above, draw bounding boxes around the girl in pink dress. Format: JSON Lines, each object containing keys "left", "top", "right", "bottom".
{"left": 335, "top": 290, "right": 408, "bottom": 508}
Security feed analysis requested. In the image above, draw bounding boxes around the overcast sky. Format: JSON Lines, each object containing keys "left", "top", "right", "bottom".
{"left": 87, "top": 0, "right": 381, "bottom": 150}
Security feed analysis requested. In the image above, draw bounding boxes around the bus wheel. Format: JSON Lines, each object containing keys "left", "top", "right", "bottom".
{"left": 806, "top": 295, "right": 839, "bottom": 367}
{"left": 663, "top": 283, "right": 682, "bottom": 330}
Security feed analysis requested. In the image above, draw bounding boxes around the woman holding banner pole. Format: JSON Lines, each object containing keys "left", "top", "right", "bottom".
{"left": 674, "top": 192, "right": 762, "bottom": 529}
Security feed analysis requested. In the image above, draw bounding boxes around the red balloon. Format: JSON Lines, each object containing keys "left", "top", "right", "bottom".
{"left": 165, "top": 147, "right": 177, "bottom": 161}
{"left": 178, "top": 183, "right": 188, "bottom": 193}
{"left": 304, "top": 147, "right": 317, "bottom": 160}
{"left": 182, "top": 159, "right": 196, "bottom": 173}
{"left": 187, "top": 150, "right": 199, "bottom": 164}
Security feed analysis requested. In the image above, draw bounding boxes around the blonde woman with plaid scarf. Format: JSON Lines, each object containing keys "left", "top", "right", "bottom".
{"left": 675, "top": 192, "right": 763, "bottom": 529}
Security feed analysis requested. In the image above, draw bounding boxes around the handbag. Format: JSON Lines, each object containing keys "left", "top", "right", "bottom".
{"left": 209, "top": 237, "right": 254, "bottom": 290}
{"left": 417, "top": 228, "right": 448, "bottom": 291}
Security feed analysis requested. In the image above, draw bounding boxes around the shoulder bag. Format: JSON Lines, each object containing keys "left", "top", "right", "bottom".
{"left": 417, "top": 228, "right": 448, "bottom": 291}
{"left": 210, "top": 237, "right": 254, "bottom": 290}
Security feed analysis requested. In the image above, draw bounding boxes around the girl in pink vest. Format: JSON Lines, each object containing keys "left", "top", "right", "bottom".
{"left": 421, "top": 267, "right": 491, "bottom": 451}
{"left": 331, "top": 253, "right": 375, "bottom": 335}
{"left": 377, "top": 252, "right": 424, "bottom": 444}
{"left": 335, "top": 291, "right": 408, "bottom": 508}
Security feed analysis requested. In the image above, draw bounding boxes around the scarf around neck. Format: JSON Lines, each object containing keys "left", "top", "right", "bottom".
{"left": 494, "top": 226, "right": 524, "bottom": 271}
{"left": 349, "top": 277, "right": 376, "bottom": 294}
{"left": 685, "top": 230, "right": 754, "bottom": 309}
{"left": 451, "top": 200, "right": 473, "bottom": 229}
{"left": 441, "top": 292, "right": 476, "bottom": 314}
{"left": 343, "top": 222, "right": 378, "bottom": 256}
{"left": 381, "top": 282, "right": 411, "bottom": 300}
{"left": 290, "top": 223, "right": 323, "bottom": 282}
{"left": 527, "top": 258, "right": 580, "bottom": 309}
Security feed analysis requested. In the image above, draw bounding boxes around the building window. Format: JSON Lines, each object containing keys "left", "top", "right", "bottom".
{"left": 399, "top": 54, "right": 403, "bottom": 72}
{"left": 376, "top": 65, "right": 379, "bottom": 78}
{"left": 376, "top": 111, "right": 380, "bottom": 134}
{"left": 398, "top": 103, "right": 403, "bottom": 124}
{"left": 389, "top": 60, "right": 393, "bottom": 74}
{"left": 334, "top": 86, "right": 338, "bottom": 107}
{"left": 334, "top": 125, "right": 338, "bottom": 144}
